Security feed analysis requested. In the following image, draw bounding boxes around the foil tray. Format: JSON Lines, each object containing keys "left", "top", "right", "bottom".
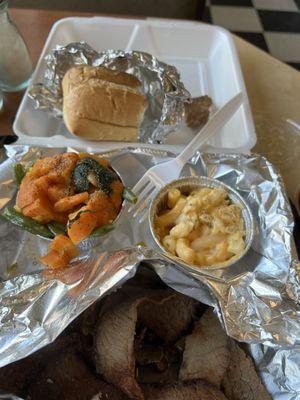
{"left": 0, "top": 145, "right": 300, "bottom": 399}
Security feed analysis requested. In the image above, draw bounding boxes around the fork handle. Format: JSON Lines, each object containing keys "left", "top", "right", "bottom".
{"left": 176, "top": 92, "right": 244, "bottom": 166}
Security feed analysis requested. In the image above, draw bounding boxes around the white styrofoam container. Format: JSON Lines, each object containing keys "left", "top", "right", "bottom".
{"left": 13, "top": 17, "right": 256, "bottom": 153}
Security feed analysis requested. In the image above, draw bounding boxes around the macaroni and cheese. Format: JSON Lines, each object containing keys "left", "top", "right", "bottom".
{"left": 154, "top": 187, "right": 245, "bottom": 267}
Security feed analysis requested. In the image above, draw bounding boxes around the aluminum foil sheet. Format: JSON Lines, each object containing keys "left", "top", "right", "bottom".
{"left": 28, "top": 42, "right": 190, "bottom": 143}
{"left": 249, "top": 335, "right": 300, "bottom": 400}
{"left": 0, "top": 146, "right": 300, "bottom": 399}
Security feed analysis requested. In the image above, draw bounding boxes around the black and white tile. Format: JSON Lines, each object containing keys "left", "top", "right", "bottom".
{"left": 203, "top": 0, "right": 300, "bottom": 71}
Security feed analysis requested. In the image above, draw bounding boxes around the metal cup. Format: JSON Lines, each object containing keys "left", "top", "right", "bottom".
{"left": 149, "top": 176, "right": 255, "bottom": 273}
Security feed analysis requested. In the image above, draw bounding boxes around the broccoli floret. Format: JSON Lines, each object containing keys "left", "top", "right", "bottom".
{"left": 73, "top": 157, "right": 117, "bottom": 195}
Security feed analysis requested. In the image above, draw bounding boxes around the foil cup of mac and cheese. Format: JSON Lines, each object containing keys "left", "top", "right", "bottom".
{"left": 149, "top": 176, "right": 254, "bottom": 273}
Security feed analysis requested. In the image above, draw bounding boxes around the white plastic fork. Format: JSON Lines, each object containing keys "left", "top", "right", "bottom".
{"left": 128, "top": 92, "right": 244, "bottom": 221}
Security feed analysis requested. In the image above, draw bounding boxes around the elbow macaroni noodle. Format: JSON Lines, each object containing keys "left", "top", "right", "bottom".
{"left": 155, "top": 187, "right": 245, "bottom": 267}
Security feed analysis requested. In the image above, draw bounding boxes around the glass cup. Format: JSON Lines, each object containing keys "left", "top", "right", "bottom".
{"left": 0, "top": 0, "right": 33, "bottom": 101}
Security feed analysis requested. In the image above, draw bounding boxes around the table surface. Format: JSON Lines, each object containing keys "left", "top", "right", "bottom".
{"left": 1, "top": 8, "right": 300, "bottom": 213}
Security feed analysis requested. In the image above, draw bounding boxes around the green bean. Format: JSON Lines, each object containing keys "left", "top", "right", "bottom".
{"left": 73, "top": 157, "right": 116, "bottom": 195}
{"left": 2, "top": 207, "right": 54, "bottom": 239}
{"left": 135, "top": 241, "right": 146, "bottom": 247}
{"left": 7, "top": 262, "right": 18, "bottom": 277}
{"left": 13, "top": 163, "right": 25, "bottom": 185}
{"left": 123, "top": 187, "right": 138, "bottom": 204}
{"left": 47, "top": 221, "right": 67, "bottom": 236}
{"left": 90, "top": 224, "right": 114, "bottom": 237}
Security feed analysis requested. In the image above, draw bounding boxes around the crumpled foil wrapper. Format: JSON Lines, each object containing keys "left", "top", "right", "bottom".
{"left": 1, "top": 145, "right": 300, "bottom": 399}
{"left": 28, "top": 42, "right": 191, "bottom": 143}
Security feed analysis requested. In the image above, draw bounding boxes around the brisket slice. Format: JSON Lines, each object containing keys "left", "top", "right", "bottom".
{"left": 142, "top": 380, "right": 228, "bottom": 400}
{"left": 222, "top": 341, "right": 272, "bottom": 400}
{"left": 94, "top": 289, "right": 197, "bottom": 399}
{"left": 179, "top": 308, "right": 229, "bottom": 387}
{"left": 26, "top": 349, "right": 128, "bottom": 400}
{"left": 138, "top": 292, "right": 197, "bottom": 343}
{"left": 94, "top": 292, "right": 146, "bottom": 400}
{"left": 184, "top": 95, "right": 212, "bottom": 129}
{"left": 0, "top": 332, "right": 80, "bottom": 396}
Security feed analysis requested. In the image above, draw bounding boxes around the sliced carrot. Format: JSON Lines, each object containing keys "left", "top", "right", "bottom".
{"left": 54, "top": 192, "right": 89, "bottom": 213}
{"left": 50, "top": 234, "right": 79, "bottom": 259}
{"left": 46, "top": 174, "right": 66, "bottom": 185}
{"left": 40, "top": 235, "right": 79, "bottom": 269}
{"left": 15, "top": 152, "right": 122, "bottom": 248}
{"left": 97, "top": 158, "right": 110, "bottom": 167}
{"left": 47, "top": 184, "right": 67, "bottom": 203}
{"left": 17, "top": 153, "right": 78, "bottom": 211}
{"left": 22, "top": 196, "right": 54, "bottom": 223}
{"left": 32, "top": 156, "right": 60, "bottom": 177}
{"left": 109, "top": 180, "right": 124, "bottom": 211}
{"left": 88, "top": 191, "right": 116, "bottom": 224}
{"left": 88, "top": 190, "right": 106, "bottom": 208}
{"left": 16, "top": 175, "right": 39, "bottom": 209}
{"left": 67, "top": 210, "right": 98, "bottom": 244}
{"left": 53, "top": 153, "right": 79, "bottom": 181}
{"left": 40, "top": 249, "right": 71, "bottom": 269}
{"left": 42, "top": 153, "right": 78, "bottom": 184}
{"left": 67, "top": 191, "right": 118, "bottom": 244}
{"left": 66, "top": 244, "right": 80, "bottom": 259}
{"left": 34, "top": 175, "right": 52, "bottom": 192}
{"left": 95, "top": 208, "right": 116, "bottom": 226}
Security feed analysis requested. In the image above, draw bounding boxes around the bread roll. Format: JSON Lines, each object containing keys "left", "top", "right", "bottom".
{"left": 62, "top": 65, "right": 148, "bottom": 141}
{"left": 62, "top": 65, "right": 142, "bottom": 94}
{"left": 65, "top": 116, "right": 138, "bottom": 142}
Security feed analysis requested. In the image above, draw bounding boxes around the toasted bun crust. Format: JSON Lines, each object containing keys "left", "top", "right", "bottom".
{"left": 62, "top": 65, "right": 142, "bottom": 94}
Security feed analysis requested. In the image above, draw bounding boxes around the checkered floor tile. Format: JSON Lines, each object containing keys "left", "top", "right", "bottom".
{"left": 203, "top": 0, "right": 300, "bottom": 71}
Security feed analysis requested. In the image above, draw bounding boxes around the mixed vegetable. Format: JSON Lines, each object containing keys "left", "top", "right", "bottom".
{"left": 2, "top": 152, "right": 137, "bottom": 270}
